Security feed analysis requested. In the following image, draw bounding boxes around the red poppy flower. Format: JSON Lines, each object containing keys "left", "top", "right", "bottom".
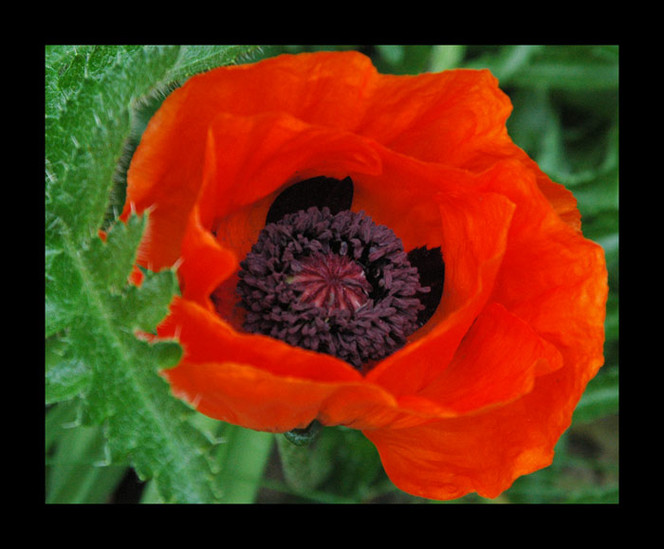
{"left": 122, "top": 51, "right": 607, "bottom": 500}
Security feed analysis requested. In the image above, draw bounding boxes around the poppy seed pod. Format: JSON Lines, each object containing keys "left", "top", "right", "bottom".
{"left": 122, "top": 51, "right": 607, "bottom": 500}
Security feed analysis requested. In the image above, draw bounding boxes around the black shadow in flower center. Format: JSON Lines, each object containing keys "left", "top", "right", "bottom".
{"left": 408, "top": 246, "right": 445, "bottom": 328}
{"left": 266, "top": 176, "right": 354, "bottom": 225}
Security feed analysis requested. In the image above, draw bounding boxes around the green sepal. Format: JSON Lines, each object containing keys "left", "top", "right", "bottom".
{"left": 284, "top": 420, "right": 322, "bottom": 446}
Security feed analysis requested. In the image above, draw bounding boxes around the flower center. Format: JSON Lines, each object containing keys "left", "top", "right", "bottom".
{"left": 236, "top": 206, "right": 428, "bottom": 369}
{"left": 289, "top": 253, "right": 371, "bottom": 312}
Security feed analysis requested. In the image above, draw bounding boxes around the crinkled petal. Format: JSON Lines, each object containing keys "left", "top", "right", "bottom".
{"left": 201, "top": 111, "right": 383, "bottom": 256}
{"left": 192, "top": 111, "right": 384, "bottom": 326}
{"left": 125, "top": 51, "right": 578, "bottom": 270}
{"left": 161, "top": 298, "right": 461, "bottom": 432}
{"left": 478, "top": 160, "right": 608, "bottom": 388}
{"left": 160, "top": 298, "right": 360, "bottom": 383}
{"left": 417, "top": 302, "right": 563, "bottom": 415}
{"left": 355, "top": 61, "right": 581, "bottom": 229}
{"left": 365, "top": 401, "right": 557, "bottom": 501}
{"left": 358, "top": 68, "right": 510, "bottom": 166}
{"left": 161, "top": 299, "right": 459, "bottom": 432}
{"left": 364, "top": 161, "right": 607, "bottom": 502}
{"left": 366, "top": 336, "right": 600, "bottom": 501}
{"left": 178, "top": 207, "right": 238, "bottom": 308}
{"left": 366, "top": 162, "right": 517, "bottom": 395}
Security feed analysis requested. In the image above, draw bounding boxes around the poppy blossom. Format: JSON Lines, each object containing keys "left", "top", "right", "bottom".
{"left": 122, "top": 51, "right": 608, "bottom": 500}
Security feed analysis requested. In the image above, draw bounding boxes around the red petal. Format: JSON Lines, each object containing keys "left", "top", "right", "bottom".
{"left": 359, "top": 69, "right": 510, "bottom": 166}
{"left": 161, "top": 299, "right": 446, "bottom": 432}
{"left": 364, "top": 161, "right": 607, "bottom": 501}
{"left": 479, "top": 160, "right": 608, "bottom": 387}
{"left": 417, "top": 302, "right": 563, "bottom": 415}
{"left": 365, "top": 405, "right": 556, "bottom": 501}
{"left": 366, "top": 160, "right": 517, "bottom": 395}
{"left": 123, "top": 52, "right": 608, "bottom": 500}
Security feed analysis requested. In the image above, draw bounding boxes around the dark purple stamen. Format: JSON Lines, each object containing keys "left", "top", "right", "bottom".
{"left": 236, "top": 206, "right": 428, "bottom": 369}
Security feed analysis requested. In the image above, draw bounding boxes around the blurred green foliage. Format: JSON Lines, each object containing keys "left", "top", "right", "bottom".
{"left": 45, "top": 45, "right": 618, "bottom": 504}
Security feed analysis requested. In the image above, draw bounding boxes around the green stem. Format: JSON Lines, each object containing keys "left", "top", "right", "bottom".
{"left": 276, "top": 422, "right": 333, "bottom": 493}
{"left": 214, "top": 424, "right": 274, "bottom": 503}
{"left": 46, "top": 408, "right": 126, "bottom": 503}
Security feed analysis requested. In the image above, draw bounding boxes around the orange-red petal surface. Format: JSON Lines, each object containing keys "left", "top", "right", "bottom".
{"left": 124, "top": 51, "right": 608, "bottom": 501}
{"left": 161, "top": 298, "right": 456, "bottom": 432}
{"left": 364, "top": 157, "right": 517, "bottom": 394}
{"left": 417, "top": 302, "right": 563, "bottom": 415}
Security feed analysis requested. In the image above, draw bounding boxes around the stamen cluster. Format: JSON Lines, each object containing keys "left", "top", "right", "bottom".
{"left": 237, "top": 207, "right": 427, "bottom": 368}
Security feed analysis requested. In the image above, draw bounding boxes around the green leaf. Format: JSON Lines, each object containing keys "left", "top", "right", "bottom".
{"left": 46, "top": 404, "right": 128, "bottom": 503}
{"left": 373, "top": 45, "right": 435, "bottom": 75}
{"left": 45, "top": 45, "right": 258, "bottom": 502}
{"left": 167, "top": 45, "right": 261, "bottom": 82}
{"left": 465, "top": 45, "right": 544, "bottom": 84}
{"left": 45, "top": 45, "right": 258, "bottom": 243}
{"left": 564, "top": 483, "right": 619, "bottom": 503}
{"left": 46, "top": 212, "right": 218, "bottom": 502}
{"left": 429, "top": 45, "right": 466, "bottom": 71}
{"left": 139, "top": 421, "right": 274, "bottom": 503}
{"left": 507, "top": 87, "right": 566, "bottom": 174}
{"left": 498, "top": 46, "right": 618, "bottom": 90}
{"left": 573, "top": 367, "right": 619, "bottom": 424}
{"left": 45, "top": 337, "right": 92, "bottom": 403}
{"left": 510, "top": 58, "right": 618, "bottom": 90}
